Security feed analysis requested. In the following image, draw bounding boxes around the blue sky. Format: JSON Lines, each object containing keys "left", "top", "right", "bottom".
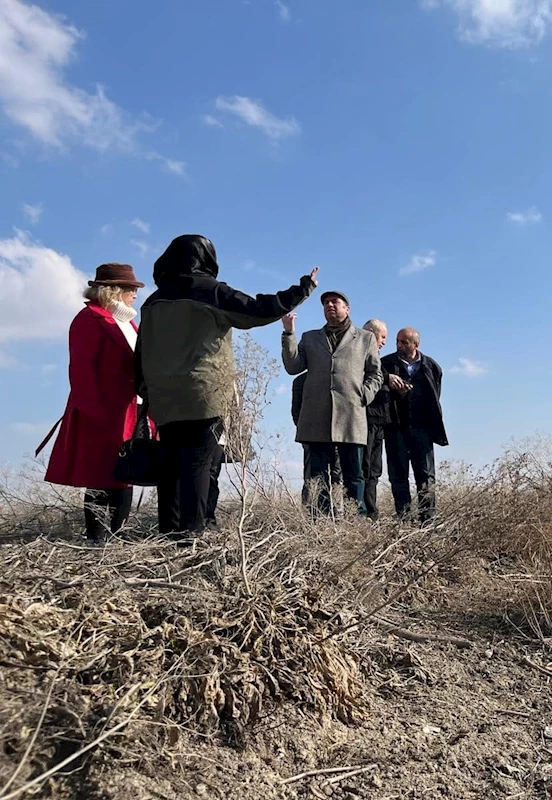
{"left": 1, "top": 0, "right": 551, "bottom": 484}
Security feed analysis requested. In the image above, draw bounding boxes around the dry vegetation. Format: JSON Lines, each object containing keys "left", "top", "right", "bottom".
{"left": 2, "top": 442, "right": 552, "bottom": 800}
{"left": 1, "top": 338, "right": 552, "bottom": 799}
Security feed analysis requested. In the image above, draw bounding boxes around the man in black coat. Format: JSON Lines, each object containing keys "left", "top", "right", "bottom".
{"left": 381, "top": 327, "right": 448, "bottom": 524}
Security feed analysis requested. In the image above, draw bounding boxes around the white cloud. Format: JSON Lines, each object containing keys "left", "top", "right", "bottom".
{"left": 0, "top": 0, "right": 184, "bottom": 173}
{"left": 22, "top": 202, "right": 42, "bottom": 224}
{"left": 0, "top": 230, "right": 85, "bottom": 344}
{"left": 507, "top": 205, "right": 542, "bottom": 224}
{"left": 214, "top": 96, "right": 301, "bottom": 141}
{"left": 274, "top": 383, "right": 289, "bottom": 396}
{"left": 161, "top": 158, "right": 186, "bottom": 177}
{"left": 202, "top": 114, "right": 224, "bottom": 128}
{"left": 100, "top": 223, "right": 113, "bottom": 236}
{"left": 450, "top": 357, "right": 488, "bottom": 377}
{"left": 399, "top": 250, "right": 437, "bottom": 276}
{"left": 423, "top": 0, "right": 552, "bottom": 48}
{"left": 130, "top": 240, "right": 149, "bottom": 258}
{"left": 131, "top": 217, "right": 150, "bottom": 235}
{"left": 275, "top": 1, "right": 291, "bottom": 21}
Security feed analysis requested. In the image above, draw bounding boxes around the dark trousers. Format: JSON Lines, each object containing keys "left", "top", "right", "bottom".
{"left": 206, "top": 444, "right": 225, "bottom": 525}
{"left": 301, "top": 443, "right": 342, "bottom": 505}
{"left": 384, "top": 426, "right": 436, "bottom": 523}
{"left": 363, "top": 423, "right": 384, "bottom": 520}
{"left": 308, "top": 442, "right": 366, "bottom": 515}
{"left": 157, "top": 418, "right": 222, "bottom": 535}
{"left": 84, "top": 487, "right": 133, "bottom": 541}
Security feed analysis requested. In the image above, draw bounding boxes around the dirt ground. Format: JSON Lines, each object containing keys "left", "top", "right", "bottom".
{"left": 1, "top": 515, "right": 552, "bottom": 800}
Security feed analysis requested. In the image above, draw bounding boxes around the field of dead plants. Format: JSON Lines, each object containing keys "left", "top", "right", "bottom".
{"left": 1, "top": 440, "right": 552, "bottom": 800}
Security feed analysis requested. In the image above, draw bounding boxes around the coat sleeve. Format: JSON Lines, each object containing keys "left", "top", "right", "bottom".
{"left": 68, "top": 312, "right": 108, "bottom": 421}
{"left": 215, "top": 275, "right": 316, "bottom": 330}
{"left": 282, "top": 333, "right": 308, "bottom": 375}
{"left": 362, "top": 334, "right": 384, "bottom": 407}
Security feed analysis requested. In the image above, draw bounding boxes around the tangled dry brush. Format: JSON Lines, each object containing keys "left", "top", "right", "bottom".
{"left": 1, "top": 438, "right": 552, "bottom": 798}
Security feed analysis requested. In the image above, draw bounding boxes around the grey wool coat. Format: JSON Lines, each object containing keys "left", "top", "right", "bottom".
{"left": 282, "top": 325, "right": 383, "bottom": 444}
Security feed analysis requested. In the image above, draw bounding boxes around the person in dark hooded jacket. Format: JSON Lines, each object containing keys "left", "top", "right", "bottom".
{"left": 135, "top": 235, "right": 318, "bottom": 540}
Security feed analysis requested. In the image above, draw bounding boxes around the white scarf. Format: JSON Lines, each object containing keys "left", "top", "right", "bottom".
{"left": 108, "top": 301, "right": 142, "bottom": 403}
{"left": 108, "top": 300, "right": 138, "bottom": 324}
{"left": 108, "top": 301, "right": 138, "bottom": 352}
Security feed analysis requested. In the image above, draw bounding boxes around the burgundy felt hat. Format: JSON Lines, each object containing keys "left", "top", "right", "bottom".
{"left": 88, "top": 263, "right": 145, "bottom": 288}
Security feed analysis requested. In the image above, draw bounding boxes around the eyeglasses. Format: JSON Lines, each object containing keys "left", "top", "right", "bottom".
{"left": 122, "top": 287, "right": 138, "bottom": 295}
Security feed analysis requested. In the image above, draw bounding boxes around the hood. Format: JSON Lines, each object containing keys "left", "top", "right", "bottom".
{"left": 153, "top": 235, "right": 219, "bottom": 286}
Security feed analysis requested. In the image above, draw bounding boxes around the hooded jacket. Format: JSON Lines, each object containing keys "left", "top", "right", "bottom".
{"left": 135, "top": 235, "right": 315, "bottom": 427}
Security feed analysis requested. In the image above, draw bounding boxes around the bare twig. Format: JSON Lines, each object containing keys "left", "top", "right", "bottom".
{"left": 521, "top": 655, "right": 552, "bottom": 679}
{"left": 281, "top": 763, "right": 376, "bottom": 785}
{"left": 0, "top": 665, "right": 61, "bottom": 795}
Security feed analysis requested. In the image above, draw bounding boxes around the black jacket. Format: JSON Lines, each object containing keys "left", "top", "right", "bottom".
{"left": 381, "top": 352, "right": 448, "bottom": 446}
{"left": 366, "top": 367, "right": 391, "bottom": 425}
{"left": 136, "top": 235, "right": 315, "bottom": 426}
{"left": 291, "top": 372, "right": 307, "bottom": 427}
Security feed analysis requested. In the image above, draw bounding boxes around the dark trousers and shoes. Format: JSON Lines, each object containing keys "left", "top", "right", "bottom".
{"left": 308, "top": 442, "right": 367, "bottom": 516}
{"left": 301, "top": 443, "right": 342, "bottom": 507}
{"left": 157, "top": 417, "right": 224, "bottom": 543}
{"left": 385, "top": 426, "right": 436, "bottom": 524}
{"left": 84, "top": 487, "right": 133, "bottom": 543}
{"left": 363, "top": 423, "right": 384, "bottom": 521}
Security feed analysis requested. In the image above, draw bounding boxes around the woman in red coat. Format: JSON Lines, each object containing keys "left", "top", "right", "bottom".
{"left": 45, "top": 263, "right": 145, "bottom": 543}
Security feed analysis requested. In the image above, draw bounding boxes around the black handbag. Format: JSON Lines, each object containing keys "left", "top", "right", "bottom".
{"left": 114, "top": 402, "right": 161, "bottom": 486}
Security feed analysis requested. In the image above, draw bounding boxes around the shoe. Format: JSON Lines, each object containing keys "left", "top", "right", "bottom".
{"left": 169, "top": 530, "right": 204, "bottom": 547}
{"left": 86, "top": 536, "right": 105, "bottom": 546}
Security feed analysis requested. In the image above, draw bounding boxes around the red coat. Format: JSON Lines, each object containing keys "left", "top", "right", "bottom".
{"left": 45, "top": 303, "right": 139, "bottom": 489}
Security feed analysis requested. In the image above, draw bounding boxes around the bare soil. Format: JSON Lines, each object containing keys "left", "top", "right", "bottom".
{"left": 1, "top": 512, "right": 552, "bottom": 800}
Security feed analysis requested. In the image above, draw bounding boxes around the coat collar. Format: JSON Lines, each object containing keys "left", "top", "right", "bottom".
{"left": 85, "top": 302, "right": 138, "bottom": 348}
{"left": 388, "top": 350, "right": 425, "bottom": 368}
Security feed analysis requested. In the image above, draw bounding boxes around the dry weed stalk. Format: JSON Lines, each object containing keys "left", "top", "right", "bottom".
{"left": 3, "top": 401, "right": 552, "bottom": 796}
{"left": 224, "top": 333, "right": 280, "bottom": 597}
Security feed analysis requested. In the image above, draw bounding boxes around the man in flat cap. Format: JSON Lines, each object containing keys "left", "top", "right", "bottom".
{"left": 281, "top": 290, "right": 383, "bottom": 516}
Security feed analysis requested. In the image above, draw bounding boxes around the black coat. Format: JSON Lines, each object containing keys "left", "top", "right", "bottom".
{"left": 381, "top": 352, "right": 448, "bottom": 446}
{"left": 366, "top": 367, "right": 391, "bottom": 425}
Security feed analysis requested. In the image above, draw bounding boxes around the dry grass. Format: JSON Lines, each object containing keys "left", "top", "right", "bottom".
{"left": 1, "top": 438, "right": 552, "bottom": 798}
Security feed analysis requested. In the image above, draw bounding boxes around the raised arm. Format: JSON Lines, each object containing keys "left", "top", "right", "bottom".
{"left": 216, "top": 267, "right": 319, "bottom": 330}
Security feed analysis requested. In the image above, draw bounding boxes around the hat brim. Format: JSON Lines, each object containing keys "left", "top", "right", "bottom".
{"left": 320, "top": 291, "right": 350, "bottom": 306}
{"left": 88, "top": 279, "right": 145, "bottom": 288}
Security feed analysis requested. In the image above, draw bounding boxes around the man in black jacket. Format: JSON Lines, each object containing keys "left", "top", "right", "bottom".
{"left": 136, "top": 234, "right": 318, "bottom": 539}
{"left": 381, "top": 327, "right": 448, "bottom": 525}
